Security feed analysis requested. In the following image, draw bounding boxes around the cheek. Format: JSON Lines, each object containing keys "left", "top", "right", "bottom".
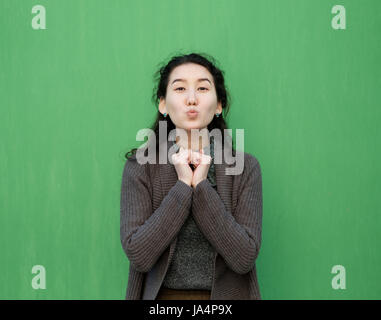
{"left": 166, "top": 95, "right": 182, "bottom": 113}
{"left": 203, "top": 92, "right": 218, "bottom": 105}
{"left": 203, "top": 97, "right": 218, "bottom": 114}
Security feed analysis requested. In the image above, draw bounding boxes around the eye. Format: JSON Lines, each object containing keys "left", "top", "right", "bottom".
{"left": 175, "top": 87, "right": 185, "bottom": 91}
{"left": 198, "top": 87, "right": 209, "bottom": 91}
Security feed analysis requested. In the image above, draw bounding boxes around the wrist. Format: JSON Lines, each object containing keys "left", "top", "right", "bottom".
{"left": 179, "top": 178, "right": 192, "bottom": 187}
{"left": 192, "top": 178, "right": 206, "bottom": 189}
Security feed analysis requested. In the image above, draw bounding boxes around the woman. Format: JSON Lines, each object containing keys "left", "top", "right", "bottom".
{"left": 120, "top": 53, "right": 263, "bottom": 300}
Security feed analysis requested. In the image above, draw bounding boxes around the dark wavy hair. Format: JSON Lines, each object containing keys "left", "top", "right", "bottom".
{"left": 124, "top": 52, "right": 235, "bottom": 160}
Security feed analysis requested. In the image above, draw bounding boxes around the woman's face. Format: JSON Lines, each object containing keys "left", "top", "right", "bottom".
{"left": 159, "top": 63, "right": 222, "bottom": 133}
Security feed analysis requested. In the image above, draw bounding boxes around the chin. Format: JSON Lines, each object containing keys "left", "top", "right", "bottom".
{"left": 187, "top": 126, "right": 204, "bottom": 132}
{"left": 183, "top": 122, "right": 201, "bottom": 129}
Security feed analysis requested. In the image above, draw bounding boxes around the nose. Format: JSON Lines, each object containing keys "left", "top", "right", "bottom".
{"left": 186, "top": 90, "right": 197, "bottom": 105}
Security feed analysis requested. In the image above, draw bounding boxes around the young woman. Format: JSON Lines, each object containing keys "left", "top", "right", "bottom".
{"left": 120, "top": 53, "right": 263, "bottom": 300}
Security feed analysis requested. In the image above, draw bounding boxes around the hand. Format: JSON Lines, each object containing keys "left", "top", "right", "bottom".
{"left": 190, "top": 149, "right": 212, "bottom": 188}
{"left": 171, "top": 147, "right": 193, "bottom": 186}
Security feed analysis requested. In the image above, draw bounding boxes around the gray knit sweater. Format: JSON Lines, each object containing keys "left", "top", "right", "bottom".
{"left": 120, "top": 136, "right": 263, "bottom": 299}
{"left": 162, "top": 139, "right": 217, "bottom": 290}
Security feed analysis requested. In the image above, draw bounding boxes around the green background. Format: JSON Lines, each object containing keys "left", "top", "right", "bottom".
{"left": 1, "top": 0, "right": 380, "bottom": 299}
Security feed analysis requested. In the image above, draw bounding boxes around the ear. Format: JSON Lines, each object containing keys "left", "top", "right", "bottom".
{"left": 216, "top": 101, "right": 222, "bottom": 114}
{"left": 158, "top": 97, "right": 167, "bottom": 115}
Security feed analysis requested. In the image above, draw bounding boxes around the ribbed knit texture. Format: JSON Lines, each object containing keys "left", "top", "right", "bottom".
{"left": 120, "top": 136, "right": 263, "bottom": 300}
{"left": 162, "top": 139, "right": 216, "bottom": 289}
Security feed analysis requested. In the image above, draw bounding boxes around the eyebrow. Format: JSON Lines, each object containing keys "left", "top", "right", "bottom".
{"left": 171, "top": 78, "right": 212, "bottom": 85}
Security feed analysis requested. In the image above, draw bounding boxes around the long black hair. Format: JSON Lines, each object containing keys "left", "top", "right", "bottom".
{"left": 125, "top": 52, "right": 235, "bottom": 160}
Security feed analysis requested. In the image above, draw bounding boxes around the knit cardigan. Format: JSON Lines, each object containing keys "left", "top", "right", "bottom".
{"left": 162, "top": 138, "right": 217, "bottom": 289}
{"left": 120, "top": 140, "right": 263, "bottom": 300}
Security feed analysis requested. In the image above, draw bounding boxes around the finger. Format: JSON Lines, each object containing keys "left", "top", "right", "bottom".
{"left": 201, "top": 154, "right": 211, "bottom": 165}
{"left": 191, "top": 150, "right": 199, "bottom": 163}
{"left": 179, "top": 147, "right": 188, "bottom": 158}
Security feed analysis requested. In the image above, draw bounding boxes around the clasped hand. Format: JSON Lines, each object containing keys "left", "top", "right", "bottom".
{"left": 171, "top": 146, "right": 212, "bottom": 188}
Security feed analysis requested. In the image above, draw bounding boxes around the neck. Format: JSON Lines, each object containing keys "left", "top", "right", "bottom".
{"left": 175, "top": 128, "right": 210, "bottom": 151}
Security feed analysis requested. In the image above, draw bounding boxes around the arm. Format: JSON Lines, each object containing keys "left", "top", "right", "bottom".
{"left": 120, "top": 159, "right": 193, "bottom": 273}
{"left": 191, "top": 155, "right": 263, "bottom": 275}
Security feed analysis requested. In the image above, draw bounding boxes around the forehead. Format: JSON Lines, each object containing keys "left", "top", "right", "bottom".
{"left": 169, "top": 63, "right": 213, "bottom": 82}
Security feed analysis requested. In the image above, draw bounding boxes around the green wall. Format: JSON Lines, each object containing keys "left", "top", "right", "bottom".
{"left": 1, "top": 0, "right": 380, "bottom": 299}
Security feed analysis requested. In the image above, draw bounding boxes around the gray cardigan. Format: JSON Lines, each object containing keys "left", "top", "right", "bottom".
{"left": 162, "top": 138, "right": 217, "bottom": 289}
{"left": 120, "top": 140, "right": 263, "bottom": 300}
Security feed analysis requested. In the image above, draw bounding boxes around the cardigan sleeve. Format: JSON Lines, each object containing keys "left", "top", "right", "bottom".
{"left": 120, "top": 158, "right": 193, "bottom": 273}
{"left": 191, "top": 154, "right": 263, "bottom": 275}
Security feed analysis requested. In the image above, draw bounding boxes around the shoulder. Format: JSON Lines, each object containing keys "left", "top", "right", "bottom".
{"left": 243, "top": 152, "right": 260, "bottom": 171}
{"left": 227, "top": 150, "right": 261, "bottom": 175}
{"left": 229, "top": 151, "right": 261, "bottom": 183}
{"left": 232, "top": 152, "right": 262, "bottom": 194}
{"left": 122, "top": 153, "right": 151, "bottom": 181}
